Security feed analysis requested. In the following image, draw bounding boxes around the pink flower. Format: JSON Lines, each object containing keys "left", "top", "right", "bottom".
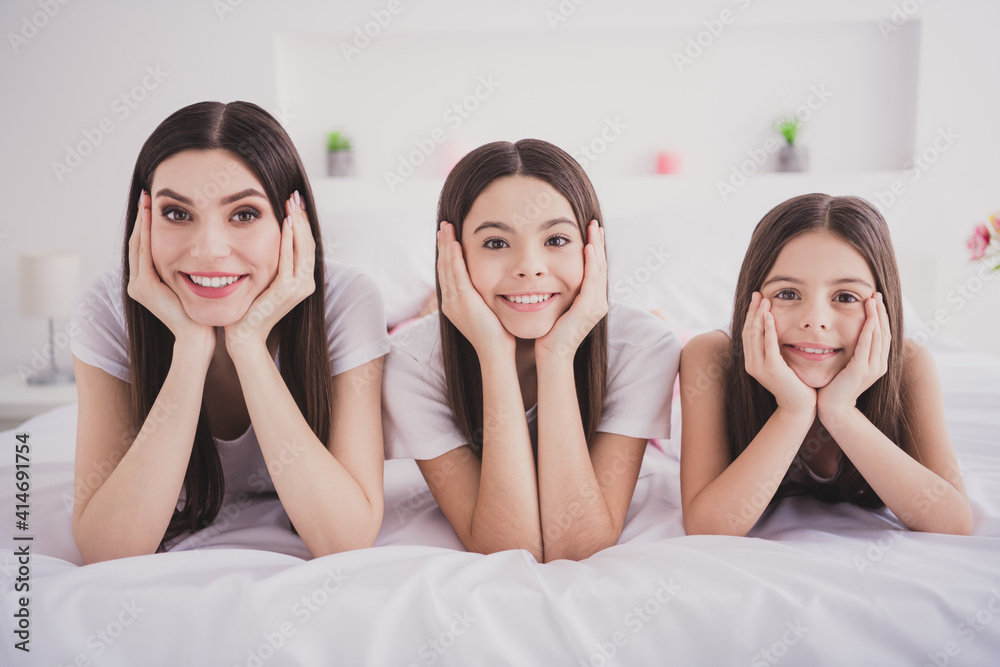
{"left": 992, "top": 213, "right": 1000, "bottom": 236}
{"left": 967, "top": 223, "right": 991, "bottom": 260}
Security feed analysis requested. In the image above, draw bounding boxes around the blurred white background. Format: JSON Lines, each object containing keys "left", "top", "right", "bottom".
{"left": 1, "top": 0, "right": 998, "bottom": 379}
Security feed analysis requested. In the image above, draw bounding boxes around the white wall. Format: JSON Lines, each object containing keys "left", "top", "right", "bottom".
{"left": 1, "top": 0, "right": 998, "bottom": 379}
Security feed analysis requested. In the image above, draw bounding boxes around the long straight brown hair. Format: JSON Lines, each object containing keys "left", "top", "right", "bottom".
{"left": 121, "top": 101, "right": 332, "bottom": 546}
{"left": 436, "top": 139, "right": 608, "bottom": 456}
{"left": 726, "top": 194, "right": 906, "bottom": 507}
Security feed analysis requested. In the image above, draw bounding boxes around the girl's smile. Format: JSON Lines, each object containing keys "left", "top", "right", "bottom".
{"left": 499, "top": 291, "right": 559, "bottom": 311}
{"left": 782, "top": 342, "right": 842, "bottom": 361}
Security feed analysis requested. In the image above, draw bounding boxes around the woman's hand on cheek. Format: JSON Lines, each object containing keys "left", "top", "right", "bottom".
{"left": 536, "top": 220, "right": 608, "bottom": 362}
{"left": 742, "top": 293, "right": 817, "bottom": 416}
{"left": 225, "top": 191, "right": 316, "bottom": 358}
{"left": 818, "top": 293, "right": 891, "bottom": 423}
{"left": 437, "top": 221, "right": 514, "bottom": 358}
{"left": 127, "top": 190, "right": 215, "bottom": 359}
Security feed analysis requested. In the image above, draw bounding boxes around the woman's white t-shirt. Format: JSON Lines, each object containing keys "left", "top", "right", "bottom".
{"left": 70, "top": 259, "right": 390, "bottom": 497}
{"left": 383, "top": 302, "right": 681, "bottom": 460}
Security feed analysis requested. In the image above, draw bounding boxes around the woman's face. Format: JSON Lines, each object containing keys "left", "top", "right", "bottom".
{"left": 148, "top": 149, "right": 281, "bottom": 327}
{"left": 460, "top": 175, "right": 586, "bottom": 340}
{"left": 761, "top": 230, "right": 878, "bottom": 388}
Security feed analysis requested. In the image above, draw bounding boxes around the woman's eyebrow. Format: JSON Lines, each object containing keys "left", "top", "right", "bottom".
{"left": 154, "top": 188, "right": 267, "bottom": 206}
{"left": 155, "top": 188, "right": 194, "bottom": 204}
{"left": 471, "top": 218, "right": 576, "bottom": 235}
{"left": 220, "top": 188, "right": 267, "bottom": 205}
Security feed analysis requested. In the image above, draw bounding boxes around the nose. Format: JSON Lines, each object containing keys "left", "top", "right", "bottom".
{"left": 513, "top": 244, "right": 546, "bottom": 278}
{"left": 799, "top": 299, "right": 830, "bottom": 330}
{"left": 190, "top": 219, "right": 232, "bottom": 262}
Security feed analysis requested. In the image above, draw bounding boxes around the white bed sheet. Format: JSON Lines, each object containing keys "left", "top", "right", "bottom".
{"left": 1, "top": 344, "right": 999, "bottom": 666}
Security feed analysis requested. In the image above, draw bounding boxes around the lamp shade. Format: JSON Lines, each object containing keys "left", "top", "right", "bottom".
{"left": 18, "top": 252, "right": 80, "bottom": 319}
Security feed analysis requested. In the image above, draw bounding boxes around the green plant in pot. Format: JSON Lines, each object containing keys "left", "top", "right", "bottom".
{"left": 776, "top": 116, "right": 808, "bottom": 172}
{"left": 326, "top": 130, "right": 354, "bottom": 177}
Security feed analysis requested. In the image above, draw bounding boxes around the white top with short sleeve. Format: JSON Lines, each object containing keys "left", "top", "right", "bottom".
{"left": 70, "top": 259, "right": 390, "bottom": 497}
{"left": 383, "top": 302, "right": 681, "bottom": 460}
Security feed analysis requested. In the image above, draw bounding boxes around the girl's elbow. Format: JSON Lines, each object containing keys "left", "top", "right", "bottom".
{"left": 542, "top": 527, "right": 621, "bottom": 562}
{"left": 316, "top": 513, "right": 384, "bottom": 556}
{"left": 464, "top": 531, "right": 543, "bottom": 561}
{"left": 944, "top": 504, "right": 974, "bottom": 536}
{"left": 542, "top": 542, "right": 602, "bottom": 563}
{"left": 682, "top": 509, "right": 749, "bottom": 538}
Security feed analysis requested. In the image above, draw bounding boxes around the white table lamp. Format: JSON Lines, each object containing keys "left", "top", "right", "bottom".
{"left": 18, "top": 252, "right": 80, "bottom": 385}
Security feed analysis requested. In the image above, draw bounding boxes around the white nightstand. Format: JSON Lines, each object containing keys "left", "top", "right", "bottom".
{"left": 0, "top": 373, "right": 77, "bottom": 431}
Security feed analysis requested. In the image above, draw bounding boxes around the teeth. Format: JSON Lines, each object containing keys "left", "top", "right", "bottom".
{"left": 505, "top": 294, "right": 552, "bottom": 304}
{"left": 189, "top": 275, "right": 240, "bottom": 288}
{"left": 794, "top": 346, "right": 834, "bottom": 354}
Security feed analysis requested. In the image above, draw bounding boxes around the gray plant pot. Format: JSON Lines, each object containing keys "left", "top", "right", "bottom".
{"left": 777, "top": 145, "right": 808, "bottom": 172}
{"left": 327, "top": 150, "right": 354, "bottom": 177}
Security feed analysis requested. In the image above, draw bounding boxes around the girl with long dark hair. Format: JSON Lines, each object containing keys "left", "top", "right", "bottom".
{"left": 383, "top": 139, "right": 680, "bottom": 562}
{"left": 71, "top": 101, "right": 388, "bottom": 562}
{"left": 680, "top": 193, "right": 971, "bottom": 536}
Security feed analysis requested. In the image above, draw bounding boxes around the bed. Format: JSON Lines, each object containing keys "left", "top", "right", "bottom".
{"left": 3, "top": 190, "right": 1000, "bottom": 666}
{"left": 1, "top": 335, "right": 998, "bottom": 666}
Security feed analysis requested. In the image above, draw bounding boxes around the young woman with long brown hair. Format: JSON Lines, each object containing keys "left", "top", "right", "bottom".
{"left": 680, "top": 193, "right": 971, "bottom": 536}
{"left": 70, "top": 101, "right": 388, "bottom": 562}
{"left": 383, "top": 139, "right": 680, "bottom": 562}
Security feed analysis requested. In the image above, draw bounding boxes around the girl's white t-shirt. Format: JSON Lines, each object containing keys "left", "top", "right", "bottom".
{"left": 383, "top": 302, "right": 681, "bottom": 460}
{"left": 69, "top": 259, "right": 390, "bottom": 497}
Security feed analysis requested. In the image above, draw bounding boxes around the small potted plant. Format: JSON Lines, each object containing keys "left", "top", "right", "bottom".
{"left": 326, "top": 130, "right": 354, "bottom": 177}
{"left": 775, "top": 116, "right": 808, "bottom": 172}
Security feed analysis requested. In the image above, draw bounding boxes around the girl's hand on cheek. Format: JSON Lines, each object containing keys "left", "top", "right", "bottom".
{"left": 818, "top": 293, "right": 890, "bottom": 422}
{"left": 126, "top": 190, "right": 215, "bottom": 359}
{"left": 437, "top": 221, "right": 514, "bottom": 358}
{"left": 226, "top": 191, "right": 316, "bottom": 358}
{"left": 742, "top": 293, "right": 817, "bottom": 415}
{"left": 536, "top": 220, "right": 608, "bottom": 362}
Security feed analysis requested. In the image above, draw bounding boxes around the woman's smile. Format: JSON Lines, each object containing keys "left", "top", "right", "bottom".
{"left": 149, "top": 149, "right": 282, "bottom": 327}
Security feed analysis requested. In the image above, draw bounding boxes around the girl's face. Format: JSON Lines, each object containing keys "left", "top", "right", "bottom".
{"left": 761, "top": 230, "right": 878, "bottom": 388}
{"left": 149, "top": 149, "right": 281, "bottom": 327}
{"left": 461, "top": 175, "right": 586, "bottom": 340}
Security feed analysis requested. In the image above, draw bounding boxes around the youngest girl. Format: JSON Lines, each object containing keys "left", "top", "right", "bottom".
{"left": 680, "top": 193, "right": 971, "bottom": 536}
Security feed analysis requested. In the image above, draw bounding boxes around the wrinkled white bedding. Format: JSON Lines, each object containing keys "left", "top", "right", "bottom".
{"left": 1, "top": 344, "right": 998, "bottom": 666}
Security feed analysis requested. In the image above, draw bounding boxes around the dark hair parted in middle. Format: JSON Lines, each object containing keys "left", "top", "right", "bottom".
{"left": 435, "top": 139, "right": 609, "bottom": 456}
{"left": 121, "top": 101, "right": 333, "bottom": 546}
{"left": 726, "top": 193, "right": 907, "bottom": 507}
